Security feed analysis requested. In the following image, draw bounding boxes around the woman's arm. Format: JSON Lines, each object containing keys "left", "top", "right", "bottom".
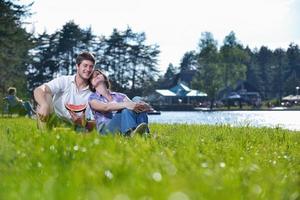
{"left": 89, "top": 99, "right": 136, "bottom": 112}
{"left": 124, "top": 96, "right": 152, "bottom": 112}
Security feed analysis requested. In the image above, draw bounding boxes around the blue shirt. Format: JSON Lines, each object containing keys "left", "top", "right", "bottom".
{"left": 5, "top": 95, "right": 19, "bottom": 107}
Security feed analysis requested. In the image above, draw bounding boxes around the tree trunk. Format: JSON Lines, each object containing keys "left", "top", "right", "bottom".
{"left": 210, "top": 98, "right": 214, "bottom": 110}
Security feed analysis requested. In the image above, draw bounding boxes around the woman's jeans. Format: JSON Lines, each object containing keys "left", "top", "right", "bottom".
{"left": 98, "top": 109, "right": 148, "bottom": 135}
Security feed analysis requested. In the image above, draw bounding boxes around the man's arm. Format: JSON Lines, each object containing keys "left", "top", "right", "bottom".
{"left": 34, "top": 84, "right": 53, "bottom": 121}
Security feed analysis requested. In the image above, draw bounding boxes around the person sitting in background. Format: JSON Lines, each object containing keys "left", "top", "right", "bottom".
{"left": 88, "top": 69, "right": 151, "bottom": 136}
{"left": 4, "top": 87, "right": 35, "bottom": 117}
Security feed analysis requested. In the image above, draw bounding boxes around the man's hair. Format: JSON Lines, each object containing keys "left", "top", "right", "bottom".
{"left": 7, "top": 87, "right": 16, "bottom": 95}
{"left": 76, "top": 52, "right": 96, "bottom": 65}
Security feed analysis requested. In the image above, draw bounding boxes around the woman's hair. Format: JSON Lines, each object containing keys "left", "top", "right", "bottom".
{"left": 7, "top": 87, "right": 16, "bottom": 95}
{"left": 89, "top": 69, "right": 111, "bottom": 92}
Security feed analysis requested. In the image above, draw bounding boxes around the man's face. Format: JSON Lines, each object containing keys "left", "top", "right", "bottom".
{"left": 77, "top": 60, "right": 94, "bottom": 80}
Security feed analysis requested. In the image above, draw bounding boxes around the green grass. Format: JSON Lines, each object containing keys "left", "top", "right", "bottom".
{"left": 0, "top": 117, "right": 300, "bottom": 200}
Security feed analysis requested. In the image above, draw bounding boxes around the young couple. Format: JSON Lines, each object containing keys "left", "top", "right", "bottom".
{"left": 34, "top": 52, "right": 150, "bottom": 136}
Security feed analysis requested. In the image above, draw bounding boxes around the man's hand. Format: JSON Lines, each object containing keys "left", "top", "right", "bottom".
{"left": 36, "top": 104, "right": 50, "bottom": 122}
{"left": 34, "top": 84, "right": 53, "bottom": 122}
{"left": 68, "top": 110, "right": 86, "bottom": 127}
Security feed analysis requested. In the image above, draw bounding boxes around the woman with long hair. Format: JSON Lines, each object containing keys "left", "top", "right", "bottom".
{"left": 88, "top": 69, "right": 151, "bottom": 136}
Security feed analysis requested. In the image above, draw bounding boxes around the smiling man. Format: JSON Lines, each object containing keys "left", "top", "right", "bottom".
{"left": 34, "top": 52, "right": 96, "bottom": 131}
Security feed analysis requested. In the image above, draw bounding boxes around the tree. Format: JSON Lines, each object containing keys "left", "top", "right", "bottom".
{"left": 97, "top": 28, "right": 128, "bottom": 89}
{"left": 164, "top": 63, "right": 178, "bottom": 80}
{"left": 285, "top": 43, "right": 300, "bottom": 95}
{"left": 272, "top": 48, "right": 287, "bottom": 100}
{"left": 156, "top": 63, "right": 179, "bottom": 89}
{"left": 255, "top": 46, "right": 275, "bottom": 99}
{"left": 192, "top": 32, "right": 222, "bottom": 110}
{"left": 26, "top": 32, "right": 60, "bottom": 91}
{"left": 56, "top": 21, "right": 95, "bottom": 75}
{"left": 26, "top": 22, "right": 96, "bottom": 92}
{"left": 0, "top": 0, "right": 33, "bottom": 98}
{"left": 96, "top": 27, "right": 160, "bottom": 96}
{"left": 179, "top": 51, "right": 197, "bottom": 73}
{"left": 245, "top": 46, "right": 260, "bottom": 90}
{"left": 219, "top": 31, "right": 248, "bottom": 89}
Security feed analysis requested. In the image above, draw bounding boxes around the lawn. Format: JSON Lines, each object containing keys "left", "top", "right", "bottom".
{"left": 0, "top": 117, "right": 299, "bottom": 200}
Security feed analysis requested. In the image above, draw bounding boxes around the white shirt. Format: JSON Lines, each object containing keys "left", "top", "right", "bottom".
{"left": 45, "top": 75, "right": 93, "bottom": 121}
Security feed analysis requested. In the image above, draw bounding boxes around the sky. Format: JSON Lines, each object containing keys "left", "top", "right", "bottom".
{"left": 21, "top": 0, "right": 300, "bottom": 73}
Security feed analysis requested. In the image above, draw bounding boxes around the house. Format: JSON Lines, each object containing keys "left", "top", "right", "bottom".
{"left": 219, "top": 81, "right": 261, "bottom": 107}
{"left": 148, "top": 82, "right": 207, "bottom": 106}
{"left": 235, "top": 81, "right": 261, "bottom": 106}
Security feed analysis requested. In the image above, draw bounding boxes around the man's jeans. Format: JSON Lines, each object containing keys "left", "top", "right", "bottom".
{"left": 98, "top": 109, "right": 148, "bottom": 135}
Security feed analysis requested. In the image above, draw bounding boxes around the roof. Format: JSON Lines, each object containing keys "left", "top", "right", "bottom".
{"left": 228, "top": 94, "right": 241, "bottom": 99}
{"left": 186, "top": 90, "right": 207, "bottom": 97}
{"left": 155, "top": 89, "right": 176, "bottom": 96}
{"left": 226, "top": 92, "right": 241, "bottom": 99}
{"left": 156, "top": 82, "right": 207, "bottom": 97}
{"left": 172, "top": 83, "right": 191, "bottom": 92}
{"left": 282, "top": 95, "right": 300, "bottom": 101}
{"left": 170, "top": 83, "right": 191, "bottom": 96}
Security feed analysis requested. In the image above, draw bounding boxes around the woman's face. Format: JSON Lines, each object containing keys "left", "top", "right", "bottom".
{"left": 91, "top": 71, "right": 105, "bottom": 87}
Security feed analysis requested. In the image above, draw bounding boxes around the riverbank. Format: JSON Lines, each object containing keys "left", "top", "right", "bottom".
{"left": 0, "top": 117, "right": 299, "bottom": 199}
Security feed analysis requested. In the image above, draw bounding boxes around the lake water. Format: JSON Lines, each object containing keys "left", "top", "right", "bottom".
{"left": 148, "top": 111, "right": 300, "bottom": 131}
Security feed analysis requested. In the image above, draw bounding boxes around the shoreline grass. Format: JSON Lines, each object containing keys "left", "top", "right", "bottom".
{"left": 0, "top": 117, "right": 300, "bottom": 200}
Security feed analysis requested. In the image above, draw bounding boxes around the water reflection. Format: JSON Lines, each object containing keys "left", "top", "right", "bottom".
{"left": 149, "top": 111, "right": 300, "bottom": 131}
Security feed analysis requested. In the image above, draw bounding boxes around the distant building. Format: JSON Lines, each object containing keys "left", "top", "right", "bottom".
{"left": 148, "top": 82, "right": 207, "bottom": 105}
{"left": 219, "top": 81, "right": 261, "bottom": 107}
{"left": 235, "top": 81, "right": 261, "bottom": 106}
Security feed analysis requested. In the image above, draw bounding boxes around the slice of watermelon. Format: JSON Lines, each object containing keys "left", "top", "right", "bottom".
{"left": 65, "top": 103, "right": 87, "bottom": 113}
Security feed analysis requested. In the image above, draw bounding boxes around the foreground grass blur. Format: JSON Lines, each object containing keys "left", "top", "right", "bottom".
{"left": 0, "top": 117, "right": 299, "bottom": 200}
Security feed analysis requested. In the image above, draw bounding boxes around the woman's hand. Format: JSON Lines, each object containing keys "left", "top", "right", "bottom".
{"left": 124, "top": 101, "right": 152, "bottom": 113}
{"left": 139, "top": 102, "right": 152, "bottom": 111}
{"left": 124, "top": 101, "right": 137, "bottom": 110}
{"left": 134, "top": 102, "right": 152, "bottom": 113}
